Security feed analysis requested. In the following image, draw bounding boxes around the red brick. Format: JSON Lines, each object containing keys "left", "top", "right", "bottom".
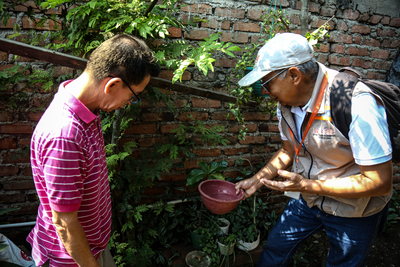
{"left": 342, "top": 9, "right": 359, "bottom": 20}
{"left": 377, "top": 28, "right": 396, "bottom": 37}
{"left": 214, "top": 57, "right": 237, "bottom": 68}
{"left": 381, "top": 17, "right": 390, "bottom": 25}
{"left": 0, "top": 17, "right": 17, "bottom": 29}
{"left": 221, "top": 21, "right": 230, "bottom": 30}
{"left": 192, "top": 97, "right": 221, "bottom": 108}
{"left": 3, "top": 179, "right": 35, "bottom": 190}
{"left": 238, "top": 136, "right": 266, "bottom": 145}
{"left": 351, "top": 25, "right": 370, "bottom": 34}
{"left": 215, "top": 8, "right": 245, "bottom": 19}
{"left": 210, "top": 112, "right": 236, "bottom": 121}
{"left": 353, "top": 58, "right": 373, "bottom": 69}
{"left": 389, "top": 18, "right": 400, "bottom": 27}
{"left": 370, "top": 49, "right": 390, "bottom": 59}
{"left": 0, "top": 110, "right": 13, "bottom": 122}
{"left": 330, "top": 33, "right": 353, "bottom": 44}
{"left": 177, "top": 112, "right": 208, "bottom": 121}
{"left": 184, "top": 29, "right": 210, "bottom": 40}
{"left": 29, "top": 112, "right": 44, "bottom": 122}
{"left": 360, "top": 13, "right": 369, "bottom": 22}
{"left": 331, "top": 44, "right": 345, "bottom": 54}
{"left": 347, "top": 47, "right": 368, "bottom": 56}
{"left": 221, "top": 32, "right": 249, "bottom": 43}
{"left": 19, "top": 138, "right": 30, "bottom": 148}
{"left": 375, "top": 61, "right": 392, "bottom": 71}
{"left": 366, "top": 71, "right": 386, "bottom": 80}
{"left": 137, "top": 137, "right": 165, "bottom": 147}
{"left": 0, "top": 166, "right": 19, "bottom": 176}
{"left": 370, "top": 15, "right": 383, "bottom": 24}
{"left": 125, "top": 123, "right": 157, "bottom": 134}
{"left": 0, "top": 193, "right": 25, "bottom": 203}
{"left": 223, "top": 148, "right": 250, "bottom": 156}
{"left": 228, "top": 124, "right": 257, "bottom": 133}
{"left": 290, "top": 14, "right": 301, "bottom": 25}
{"left": 160, "top": 124, "right": 180, "bottom": 134}
{"left": 180, "top": 4, "right": 211, "bottom": 14}
{"left": 362, "top": 38, "right": 380, "bottom": 47}
{"left": 233, "top": 21, "right": 261, "bottom": 33}
{"left": 243, "top": 112, "right": 270, "bottom": 121}
{"left": 3, "top": 151, "right": 30, "bottom": 163}
{"left": 247, "top": 9, "right": 264, "bottom": 21}
{"left": 167, "top": 27, "right": 182, "bottom": 38}
{"left": 320, "top": 7, "right": 335, "bottom": 17}
{"left": 316, "top": 54, "right": 328, "bottom": 64}
{"left": 158, "top": 69, "right": 191, "bottom": 81}
{"left": 142, "top": 113, "right": 174, "bottom": 122}
{"left": 382, "top": 39, "right": 400, "bottom": 48}
{"left": 309, "top": 2, "right": 319, "bottom": 13}
{"left": 0, "top": 123, "right": 32, "bottom": 134}
{"left": 201, "top": 18, "right": 218, "bottom": 29}
{"left": 23, "top": 166, "right": 32, "bottom": 176}
{"left": 193, "top": 148, "right": 221, "bottom": 157}
{"left": 328, "top": 55, "right": 350, "bottom": 66}
{"left": 0, "top": 138, "right": 17, "bottom": 150}
{"left": 0, "top": 51, "right": 8, "bottom": 61}
{"left": 337, "top": 21, "right": 348, "bottom": 31}
{"left": 22, "top": 17, "right": 61, "bottom": 31}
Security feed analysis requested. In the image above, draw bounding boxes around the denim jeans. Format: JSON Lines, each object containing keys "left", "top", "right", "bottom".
{"left": 257, "top": 196, "right": 389, "bottom": 267}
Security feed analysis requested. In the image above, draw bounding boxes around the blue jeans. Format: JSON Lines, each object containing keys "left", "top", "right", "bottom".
{"left": 258, "top": 196, "right": 389, "bottom": 267}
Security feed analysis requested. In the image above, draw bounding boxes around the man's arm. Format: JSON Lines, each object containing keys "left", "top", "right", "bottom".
{"left": 263, "top": 160, "right": 393, "bottom": 198}
{"left": 52, "top": 209, "right": 101, "bottom": 267}
{"left": 235, "top": 140, "right": 294, "bottom": 199}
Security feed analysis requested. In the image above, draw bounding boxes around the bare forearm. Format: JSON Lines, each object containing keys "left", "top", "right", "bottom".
{"left": 52, "top": 210, "right": 100, "bottom": 267}
{"left": 254, "top": 141, "right": 294, "bottom": 184}
{"left": 272, "top": 160, "right": 393, "bottom": 198}
{"left": 305, "top": 174, "right": 393, "bottom": 198}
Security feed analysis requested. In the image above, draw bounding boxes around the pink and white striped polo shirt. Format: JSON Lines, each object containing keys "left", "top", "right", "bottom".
{"left": 27, "top": 80, "right": 112, "bottom": 267}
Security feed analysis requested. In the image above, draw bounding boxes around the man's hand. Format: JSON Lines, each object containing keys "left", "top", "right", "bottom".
{"left": 235, "top": 177, "right": 262, "bottom": 200}
{"left": 261, "top": 170, "right": 308, "bottom": 192}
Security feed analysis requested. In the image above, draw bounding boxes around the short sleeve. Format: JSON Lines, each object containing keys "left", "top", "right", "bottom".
{"left": 42, "top": 137, "right": 85, "bottom": 212}
{"left": 349, "top": 90, "right": 392, "bottom": 166}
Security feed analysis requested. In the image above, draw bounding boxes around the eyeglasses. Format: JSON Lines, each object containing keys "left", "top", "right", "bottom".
{"left": 108, "top": 76, "right": 141, "bottom": 105}
{"left": 260, "top": 68, "right": 288, "bottom": 93}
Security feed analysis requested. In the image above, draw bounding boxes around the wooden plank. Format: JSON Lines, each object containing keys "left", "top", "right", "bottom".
{"left": 0, "top": 38, "right": 87, "bottom": 70}
{"left": 0, "top": 37, "right": 255, "bottom": 105}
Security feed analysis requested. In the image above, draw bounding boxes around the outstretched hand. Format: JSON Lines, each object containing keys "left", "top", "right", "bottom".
{"left": 261, "top": 170, "right": 307, "bottom": 192}
{"left": 235, "top": 177, "right": 261, "bottom": 200}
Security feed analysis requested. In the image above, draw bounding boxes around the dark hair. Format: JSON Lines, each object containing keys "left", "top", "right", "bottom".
{"left": 86, "top": 34, "right": 160, "bottom": 85}
{"left": 277, "top": 59, "right": 319, "bottom": 82}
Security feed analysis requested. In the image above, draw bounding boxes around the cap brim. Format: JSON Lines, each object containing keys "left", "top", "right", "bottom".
{"left": 238, "top": 68, "right": 272, "bottom": 87}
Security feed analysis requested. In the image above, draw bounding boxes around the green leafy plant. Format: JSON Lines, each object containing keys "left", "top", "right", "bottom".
{"left": 186, "top": 160, "right": 228, "bottom": 189}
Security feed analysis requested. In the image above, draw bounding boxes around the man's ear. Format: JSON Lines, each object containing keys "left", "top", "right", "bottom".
{"left": 104, "top": 77, "right": 121, "bottom": 95}
{"left": 288, "top": 67, "right": 301, "bottom": 86}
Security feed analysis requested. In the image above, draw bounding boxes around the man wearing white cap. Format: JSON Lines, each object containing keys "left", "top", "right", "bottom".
{"left": 235, "top": 33, "right": 393, "bottom": 266}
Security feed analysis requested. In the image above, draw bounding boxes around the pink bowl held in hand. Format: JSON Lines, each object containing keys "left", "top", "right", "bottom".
{"left": 198, "top": 180, "right": 244, "bottom": 215}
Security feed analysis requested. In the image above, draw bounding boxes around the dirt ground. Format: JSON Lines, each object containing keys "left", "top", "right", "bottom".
{"left": 292, "top": 221, "right": 400, "bottom": 267}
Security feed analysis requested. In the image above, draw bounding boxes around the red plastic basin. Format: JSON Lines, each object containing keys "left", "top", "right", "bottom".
{"left": 198, "top": 180, "right": 244, "bottom": 215}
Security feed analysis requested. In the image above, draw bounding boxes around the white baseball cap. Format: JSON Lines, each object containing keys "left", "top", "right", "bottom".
{"left": 238, "top": 33, "right": 314, "bottom": 86}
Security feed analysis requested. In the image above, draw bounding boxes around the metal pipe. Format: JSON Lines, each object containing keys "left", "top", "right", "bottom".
{"left": 0, "top": 221, "right": 36, "bottom": 229}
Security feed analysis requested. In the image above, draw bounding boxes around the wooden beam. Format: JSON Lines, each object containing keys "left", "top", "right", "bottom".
{"left": 0, "top": 38, "right": 87, "bottom": 70}
{"left": 0, "top": 37, "right": 254, "bottom": 105}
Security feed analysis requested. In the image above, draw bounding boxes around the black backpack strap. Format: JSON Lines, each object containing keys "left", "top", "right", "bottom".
{"left": 330, "top": 71, "right": 360, "bottom": 139}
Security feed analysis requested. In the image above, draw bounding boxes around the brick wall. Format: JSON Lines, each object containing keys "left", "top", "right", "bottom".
{"left": 1, "top": 0, "right": 400, "bottom": 244}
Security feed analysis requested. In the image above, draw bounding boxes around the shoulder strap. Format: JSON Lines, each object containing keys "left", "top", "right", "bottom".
{"left": 330, "top": 70, "right": 359, "bottom": 139}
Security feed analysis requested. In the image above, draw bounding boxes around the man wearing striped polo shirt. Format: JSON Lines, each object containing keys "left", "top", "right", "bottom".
{"left": 27, "top": 34, "right": 160, "bottom": 267}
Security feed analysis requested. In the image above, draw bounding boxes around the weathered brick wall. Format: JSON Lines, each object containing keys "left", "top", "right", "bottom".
{"left": 1, "top": 0, "right": 400, "bottom": 244}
